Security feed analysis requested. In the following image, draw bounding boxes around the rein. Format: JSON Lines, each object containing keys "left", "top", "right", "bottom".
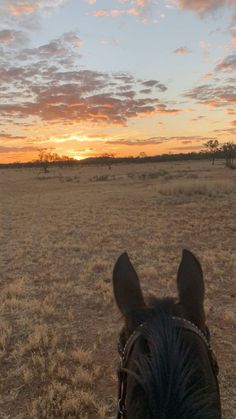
{"left": 117, "top": 316, "right": 219, "bottom": 418}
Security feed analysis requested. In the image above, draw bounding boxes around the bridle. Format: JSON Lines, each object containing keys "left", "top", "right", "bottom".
{"left": 117, "top": 316, "right": 219, "bottom": 419}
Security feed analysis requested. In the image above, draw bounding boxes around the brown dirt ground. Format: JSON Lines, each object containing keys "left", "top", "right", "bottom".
{"left": 0, "top": 160, "right": 235, "bottom": 418}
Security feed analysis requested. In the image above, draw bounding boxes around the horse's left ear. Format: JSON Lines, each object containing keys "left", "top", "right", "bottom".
{"left": 177, "top": 249, "right": 205, "bottom": 327}
{"left": 113, "top": 253, "right": 145, "bottom": 317}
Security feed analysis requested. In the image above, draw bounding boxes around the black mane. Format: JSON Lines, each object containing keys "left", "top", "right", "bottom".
{"left": 127, "top": 299, "right": 219, "bottom": 419}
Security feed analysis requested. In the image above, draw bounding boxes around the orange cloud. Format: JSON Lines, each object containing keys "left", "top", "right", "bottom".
{"left": 177, "top": 0, "right": 236, "bottom": 15}
{"left": 94, "top": 8, "right": 139, "bottom": 17}
{"left": 0, "top": 145, "right": 36, "bottom": 153}
{"left": 226, "top": 107, "right": 236, "bottom": 115}
{"left": 93, "top": 0, "right": 153, "bottom": 19}
{"left": 5, "top": 0, "right": 67, "bottom": 17}
{"left": 93, "top": 10, "right": 109, "bottom": 17}
{"left": 0, "top": 133, "right": 26, "bottom": 139}
{"left": 7, "top": 3, "right": 36, "bottom": 16}
{"left": 155, "top": 106, "right": 181, "bottom": 114}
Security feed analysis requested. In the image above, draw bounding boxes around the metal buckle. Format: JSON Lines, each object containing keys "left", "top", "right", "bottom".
{"left": 117, "top": 398, "right": 126, "bottom": 415}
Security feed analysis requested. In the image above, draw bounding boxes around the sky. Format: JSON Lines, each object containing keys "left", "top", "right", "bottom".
{"left": 0, "top": 0, "right": 235, "bottom": 162}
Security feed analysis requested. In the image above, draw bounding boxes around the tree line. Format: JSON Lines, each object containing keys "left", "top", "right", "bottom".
{"left": 0, "top": 141, "right": 235, "bottom": 170}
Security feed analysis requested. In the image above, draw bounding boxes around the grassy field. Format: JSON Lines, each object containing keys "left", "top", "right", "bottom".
{"left": 0, "top": 160, "right": 235, "bottom": 418}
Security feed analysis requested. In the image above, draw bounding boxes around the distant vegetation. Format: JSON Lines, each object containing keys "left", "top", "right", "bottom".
{"left": 38, "top": 150, "right": 76, "bottom": 173}
{"left": 203, "top": 139, "right": 220, "bottom": 166}
{"left": 0, "top": 142, "right": 235, "bottom": 169}
{"left": 202, "top": 140, "right": 236, "bottom": 168}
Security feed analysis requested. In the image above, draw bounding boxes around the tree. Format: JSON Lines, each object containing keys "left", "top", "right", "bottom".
{"left": 98, "top": 153, "right": 115, "bottom": 170}
{"left": 38, "top": 150, "right": 53, "bottom": 173}
{"left": 203, "top": 139, "right": 219, "bottom": 165}
{"left": 139, "top": 152, "right": 147, "bottom": 158}
{"left": 222, "top": 142, "right": 236, "bottom": 168}
{"left": 38, "top": 150, "right": 74, "bottom": 172}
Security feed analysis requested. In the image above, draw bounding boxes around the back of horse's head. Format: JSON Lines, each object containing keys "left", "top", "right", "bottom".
{"left": 113, "top": 250, "right": 221, "bottom": 419}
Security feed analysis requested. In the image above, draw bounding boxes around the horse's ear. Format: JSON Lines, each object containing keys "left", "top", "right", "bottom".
{"left": 113, "top": 253, "right": 145, "bottom": 317}
{"left": 177, "top": 249, "right": 205, "bottom": 327}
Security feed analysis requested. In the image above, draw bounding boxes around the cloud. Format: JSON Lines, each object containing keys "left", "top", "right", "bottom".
{"left": 0, "top": 30, "right": 174, "bottom": 129}
{"left": 140, "top": 88, "right": 152, "bottom": 94}
{"left": 93, "top": 8, "right": 139, "bottom": 17}
{"left": 0, "top": 29, "right": 28, "bottom": 45}
{"left": 0, "top": 133, "right": 26, "bottom": 140}
{"left": 16, "top": 32, "right": 81, "bottom": 64}
{"left": 93, "top": 0, "right": 154, "bottom": 20}
{"left": 173, "top": 46, "right": 192, "bottom": 55}
{"left": 141, "top": 80, "right": 167, "bottom": 91}
{"left": 106, "top": 135, "right": 214, "bottom": 146}
{"left": 226, "top": 107, "right": 235, "bottom": 115}
{"left": 105, "top": 136, "right": 165, "bottom": 146}
{"left": 92, "top": 1, "right": 236, "bottom": 20}
{"left": 170, "top": 144, "right": 203, "bottom": 151}
{"left": 202, "top": 72, "right": 214, "bottom": 80}
{"left": 213, "top": 127, "right": 236, "bottom": 135}
{"left": 191, "top": 115, "right": 206, "bottom": 121}
{"left": 142, "top": 80, "right": 158, "bottom": 87}
{"left": 185, "top": 83, "right": 236, "bottom": 107}
{"left": 0, "top": 63, "right": 173, "bottom": 128}
{"left": 6, "top": 2, "right": 37, "bottom": 16}
{"left": 0, "top": 1, "right": 68, "bottom": 31}
{"left": 3, "top": 0, "right": 67, "bottom": 16}
{"left": 223, "top": 26, "right": 236, "bottom": 52}
{"left": 0, "top": 145, "right": 36, "bottom": 153}
{"left": 177, "top": 0, "right": 236, "bottom": 16}
{"left": 215, "top": 54, "right": 236, "bottom": 72}
{"left": 169, "top": 135, "right": 212, "bottom": 142}
{"left": 155, "top": 105, "right": 181, "bottom": 114}
{"left": 231, "top": 27, "right": 236, "bottom": 49}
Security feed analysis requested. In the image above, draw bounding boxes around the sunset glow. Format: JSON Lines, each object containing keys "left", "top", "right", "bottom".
{"left": 0, "top": 0, "right": 235, "bottom": 163}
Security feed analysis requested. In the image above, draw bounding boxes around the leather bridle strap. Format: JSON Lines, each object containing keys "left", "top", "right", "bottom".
{"left": 117, "top": 324, "right": 144, "bottom": 419}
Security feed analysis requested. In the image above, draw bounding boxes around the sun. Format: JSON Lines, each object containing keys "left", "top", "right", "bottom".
{"left": 72, "top": 153, "right": 82, "bottom": 160}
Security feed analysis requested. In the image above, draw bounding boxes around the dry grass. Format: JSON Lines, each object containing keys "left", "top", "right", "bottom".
{"left": 0, "top": 159, "right": 235, "bottom": 418}
{"left": 157, "top": 179, "right": 234, "bottom": 196}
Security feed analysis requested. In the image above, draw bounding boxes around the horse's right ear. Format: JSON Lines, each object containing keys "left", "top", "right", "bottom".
{"left": 177, "top": 249, "right": 205, "bottom": 327}
{"left": 113, "top": 253, "right": 145, "bottom": 317}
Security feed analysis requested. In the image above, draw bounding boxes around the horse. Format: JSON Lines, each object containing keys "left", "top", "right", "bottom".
{"left": 112, "top": 249, "right": 221, "bottom": 419}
